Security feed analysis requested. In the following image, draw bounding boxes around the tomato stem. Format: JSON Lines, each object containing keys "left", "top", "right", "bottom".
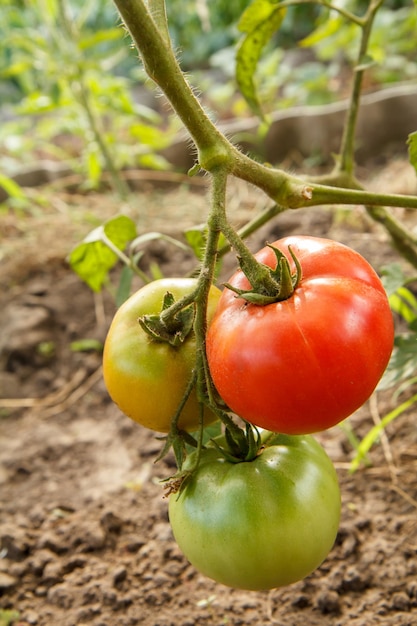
{"left": 222, "top": 240, "right": 302, "bottom": 304}
{"left": 140, "top": 291, "right": 195, "bottom": 346}
{"left": 155, "top": 370, "right": 199, "bottom": 469}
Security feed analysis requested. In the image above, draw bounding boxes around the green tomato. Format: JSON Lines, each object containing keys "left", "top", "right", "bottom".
{"left": 169, "top": 432, "right": 341, "bottom": 590}
{"left": 103, "top": 278, "right": 221, "bottom": 433}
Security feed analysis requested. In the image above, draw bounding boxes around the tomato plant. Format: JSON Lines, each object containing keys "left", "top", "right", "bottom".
{"left": 206, "top": 236, "right": 394, "bottom": 435}
{"left": 103, "top": 278, "right": 221, "bottom": 433}
{"left": 169, "top": 430, "right": 341, "bottom": 590}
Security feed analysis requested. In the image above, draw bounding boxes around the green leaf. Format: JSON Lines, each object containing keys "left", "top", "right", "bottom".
{"left": 69, "top": 215, "right": 137, "bottom": 292}
{"left": 116, "top": 265, "right": 134, "bottom": 307}
{"left": 103, "top": 215, "right": 137, "bottom": 249}
{"left": 389, "top": 287, "right": 417, "bottom": 325}
{"left": 407, "top": 131, "right": 417, "bottom": 176}
{"left": 70, "top": 339, "right": 103, "bottom": 352}
{"left": 378, "top": 335, "right": 417, "bottom": 390}
{"left": 85, "top": 147, "right": 102, "bottom": 188}
{"left": 355, "top": 53, "right": 377, "bottom": 72}
{"left": 183, "top": 225, "right": 225, "bottom": 279}
{"left": 236, "top": 0, "right": 286, "bottom": 118}
{"left": 78, "top": 29, "right": 124, "bottom": 51}
{"left": 184, "top": 225, "right": 206, "bottom": 261}
{"left": 0, "top": 60, "right": 33, "bottom": 78}
{"left": 380, "top": 262, "right": 408, "bottom": 296}
{"left": 299, "top": 16, "right": 341, "bottom": 48}
{"left": 0, "top": 609, "right": 20, "bottom": 626}
{"left": 0, "top": 174, "right": 27, "bottom": 200}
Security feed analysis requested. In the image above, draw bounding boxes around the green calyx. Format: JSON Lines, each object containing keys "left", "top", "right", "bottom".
{"left": 225, "top": 244, "right": 302, "bottom": 305}
{"left": 139, "top": 291, "right": 194, "bottom": 347}
{"left": 210, "top": 423, "right": 263, "bottom": 463}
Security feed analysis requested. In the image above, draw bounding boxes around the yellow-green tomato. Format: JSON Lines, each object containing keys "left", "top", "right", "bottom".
{"left": 103, "top": 278, "right": 221, "bottom": 433}
{"left": 169, "top": 432, "right": 341, "bottom": 590}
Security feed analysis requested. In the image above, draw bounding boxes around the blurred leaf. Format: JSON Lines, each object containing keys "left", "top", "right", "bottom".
{"left": 0, "top": 609, "right": 20, "bottom": 626}
{"left": 355, "top": 53, "right": 377, "bottom": 72}
{"left": 69, "top": 215, "right": 137, "bottom": 292}
{"left": 236, "top": 0, "right": 286, "bottom": 117}
{"left": 339, "top": 421, "right": 372, "bottom": 467}
{"left": 70, "top": 339, "right": 103, "bottom": 352}
{"left": 130, "top": 123, "right": 170, "bottom": 147}
{"left": 149, "top": 262, "right": 164, "bottom": 280}
{"left": 138, "top": 153, "right": 172, "bottom": 170}
{"left": 378, "top": 335, "right": 417, "bottom": 390}
{"left": 0, "top": 60, "right": 33, "bottom": 78}
{"left": 380, "top": 262, "right": 408, "bottom": 296}
{"left": 184, "top": 226, "right": 206, "bottom": 261}
{"left": 300, "top": 16, "right": 341, "bottom": 48}
{"left": 0, "top": 174, "right": 26, "bottom": 200}
{"left": 184, "top": 225, "right": 226, "bottom": 277}
{"left": 392, "top": 375, "right": 417, "bottom": 400}
{"left": 79, "top": 28, "right": 124, "bottom": 50}
{"left": 408, "top": 131, "right": 417, "bottom": 175}
{"left": 75, "top": 0, "right": 100, "bottom": 29}
{"left": 17, "top": 93, "right": 60, "bottom": 114}
{"left": 116, "top": 265, "right": 134, "bottom": 307}
{"left": 389, "top": 287, "right": 417, "bottom": 325}
{"left": 85, "top": 147, "right": 102, "bottom": 188}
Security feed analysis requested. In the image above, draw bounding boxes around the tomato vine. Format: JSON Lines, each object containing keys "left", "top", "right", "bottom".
{"left": 103, "top": 0, "right": 417, "bottom": 472}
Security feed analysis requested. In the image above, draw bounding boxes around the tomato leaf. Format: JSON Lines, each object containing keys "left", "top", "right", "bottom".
{"left": 380, "top": 262, "right": 408, "bottom": 296}
{"left": 116, "top": 265, "right": 135, "bottom": 307}
{"left": 299, "top": 15, "right": 342, "bottom": 48}
{"left": 407, "top": 131, "right": 417, "bottom": 176}
{"left": 389, "top": 288, "right": 417, "bottom": 325}
{"left": 69, "top": 215, "right": 137, "bottom": 292}
{"left": 378, "top": 335, "right": 417, "bottom": 390}
{"left": 184, "top": 226, "right": 206, "bottom": 261}
{"left": 0, "top": 173, "right": 27, "bottom": 200}
{"left": 236, "top": 0, "right": 286, "bottom": 118}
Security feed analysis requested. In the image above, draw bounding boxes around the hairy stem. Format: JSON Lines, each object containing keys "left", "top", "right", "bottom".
{"left": 217, "top": 204, "right": 286, "bottom": 259}
{"left": 112, "top": 0, "right": 417, "bottom": 212}
{"left": 113, "top": 0, "right": 232, "bottom": 169}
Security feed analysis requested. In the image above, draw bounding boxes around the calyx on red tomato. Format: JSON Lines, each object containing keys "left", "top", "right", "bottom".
{"left": 206, "top": 236, "right": 394, "bottom": 435}
{"left": 169, "top": 430, "right": 341, "bottom": 590}
{"left": 103, "top": 278, "right": 221, "bottom": 433}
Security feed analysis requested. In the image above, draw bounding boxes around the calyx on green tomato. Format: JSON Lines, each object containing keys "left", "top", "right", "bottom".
{"left": 169, "top": 431, "right": 341, "bottom": 590}
{"left": 206, "top": 236, "right": 394, "bottom": 435}
{"left": 103, "top": 278, "right": 221, "bottom": 433}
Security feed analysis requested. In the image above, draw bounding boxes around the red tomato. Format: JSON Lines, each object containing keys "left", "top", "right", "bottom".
{"left": 206, "top": 236, "right": 394, "bottom": 434}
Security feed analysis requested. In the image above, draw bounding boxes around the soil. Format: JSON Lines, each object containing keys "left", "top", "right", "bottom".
{"left": 1, "top": 160, "right": 417, "bottom": 626}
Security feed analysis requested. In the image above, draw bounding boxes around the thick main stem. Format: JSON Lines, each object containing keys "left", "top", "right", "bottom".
{"left": 112, "top": 0, "right": 231, "bottom": 167}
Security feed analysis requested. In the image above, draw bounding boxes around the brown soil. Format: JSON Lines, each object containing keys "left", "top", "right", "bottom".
{"left": 1, "top": 162, "right": 417, "bottom": 626}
